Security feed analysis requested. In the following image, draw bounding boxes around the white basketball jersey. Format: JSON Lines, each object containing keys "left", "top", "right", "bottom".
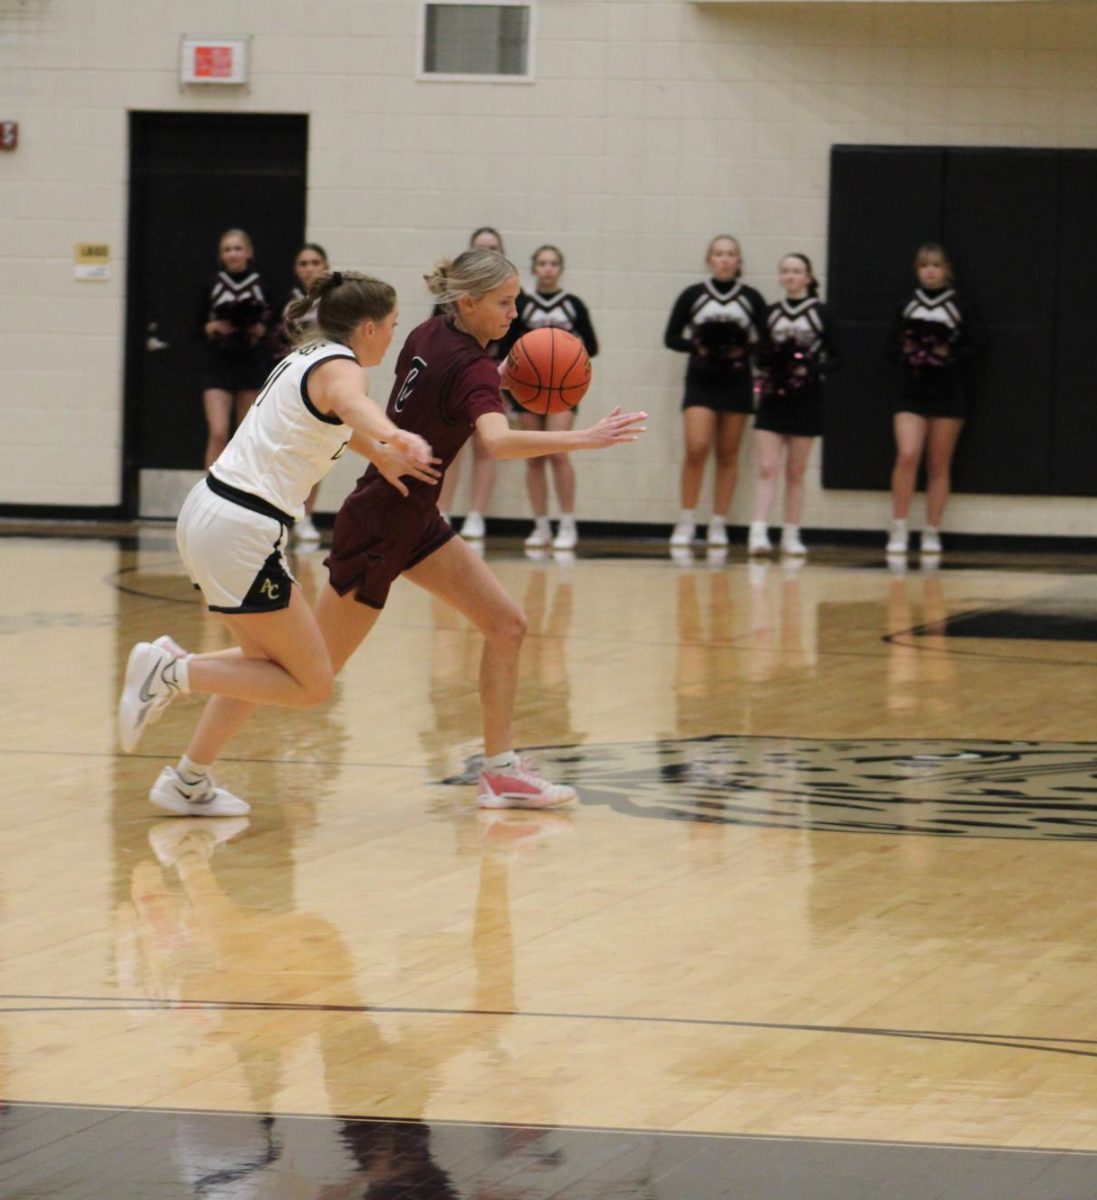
{"left": 211, "top": 341, "right": 355, "bottom": 520}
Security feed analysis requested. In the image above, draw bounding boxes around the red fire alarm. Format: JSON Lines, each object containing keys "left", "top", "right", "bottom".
{"left": 0, "top": 122, "right": 17, "bottom": 151}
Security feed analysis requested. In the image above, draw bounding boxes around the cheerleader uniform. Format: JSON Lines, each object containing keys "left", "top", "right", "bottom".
{"left": 502, "top": 289, "right": 598, "bottom": 416}
{"left": 893, "top": 286, "right": 971, "bottom": 419}
{"left": 755, "top": 296, "right": 839, "bottom": 438}
{"left": 510, "top": 289, "right": 599, "bottom": 357}
{"left": 664, "top": 277, "right": 767, "bottom": 413}
{"left": 199, "top": 267, "right": 274, "bottom": 391}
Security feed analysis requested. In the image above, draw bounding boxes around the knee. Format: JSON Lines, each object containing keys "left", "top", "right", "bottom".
{"left": 548, "top": 452, "right": 570, "bottom": 470}
{"left": 683, "top": 445, "right": 708, "bottom": 469}
{"left": 487, "top": 604, "right": 527, "bottom": 651}
{"left": 926, "top": 459, "right": 952, "bottom": 483}
{"left": 527, "top": 457, "right": 547, "bottom": 477}
{"left": 786, "top": 463, "right": 808, "bottom": 486}
{"left": 757, "top": 459, "right": 779, "bottom": 482}
{"left": 299, "top": 663, "right": 335, "bottom": 707}
{"left": 895, "top": 448, "right": 920, "bottom": 472}
{"left": 715, "top": 449, "right": 739, "bottom": 471}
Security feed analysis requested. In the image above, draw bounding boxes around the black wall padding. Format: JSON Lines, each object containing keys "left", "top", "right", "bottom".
{"left": 824, "top": 144, "right": 1097, "bottom": 498}
{"left": 945, "top": 149, "right": 1056, "bottom": 495}
{"left": 1052, "top": 152, "right": 1097, "bottom": 496}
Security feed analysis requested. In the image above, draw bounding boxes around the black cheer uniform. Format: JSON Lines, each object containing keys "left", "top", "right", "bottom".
{"left": 755, "top": 296, "right": 839, "bottom": 438}
{"left": 893, "top": 286, "right": 974, "bottom": 419}
{"left": 664, "top": 277, "right": 767, "bottom": 413}
{"left": 199, "top": 268, "right": 274, "bottom": 391}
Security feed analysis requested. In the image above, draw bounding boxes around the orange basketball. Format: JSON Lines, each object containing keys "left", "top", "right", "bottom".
{"left": 503, "top": 328, "right": 591, "bottom": 415}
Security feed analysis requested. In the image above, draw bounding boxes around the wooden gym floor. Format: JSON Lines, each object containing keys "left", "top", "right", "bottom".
{"left": 3, "top": 523, "right": 1097, "bottom": 1198}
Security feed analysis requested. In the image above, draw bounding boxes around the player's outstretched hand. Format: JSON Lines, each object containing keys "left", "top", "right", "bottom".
{"left": 375, "top": 434, "right": 441, "bottom": 497}
{"left": 390, "top": 429, "right": 435, "bottom": 467}
{"left": 578, "top": 406, "right": 648, "bottom": 450}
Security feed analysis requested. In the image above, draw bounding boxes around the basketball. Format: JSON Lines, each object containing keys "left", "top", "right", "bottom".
{"left": 503, "top": 327, "right": 591, "bottom": 415}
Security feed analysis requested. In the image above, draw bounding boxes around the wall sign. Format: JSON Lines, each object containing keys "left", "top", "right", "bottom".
{"left": 74, "top": 242, "right": 110, "bottom": 281}
{"left": 180, "top": 37, "right": 249, "bottom": 85}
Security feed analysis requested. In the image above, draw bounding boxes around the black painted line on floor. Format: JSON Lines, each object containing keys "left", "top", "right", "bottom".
{"left": 2, "top": 992, "right": 1095, "bottom": 1058}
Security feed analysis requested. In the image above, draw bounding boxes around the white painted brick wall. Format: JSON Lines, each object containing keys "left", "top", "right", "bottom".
{"left": 3, "top": 0, "right": 1097, "bottom": 537}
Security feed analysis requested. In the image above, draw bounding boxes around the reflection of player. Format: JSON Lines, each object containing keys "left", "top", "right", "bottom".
{"left": 519, "top": 562, "right": 582, "bottom": 749}
{"left": 116, "top": 802, "right": 560, "bottom": 1197}
{"left": 671, "top": 565, "right": 739, "bottom": 740}
{"left": 886, "top": 563, "right": 955, "bottom": 718}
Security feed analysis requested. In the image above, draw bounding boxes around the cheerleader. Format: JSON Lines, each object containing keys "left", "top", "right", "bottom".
{"left": 664, "top": 235, "right": 767, "bottom": 548}
{"left": 509, "top": 244, "right": 599, "bottom": 550}
{"left": 887, "top": 243, "right": 974, "bottom": 557}
{"left": 436, "top": 226, "right": 508, "bottom": 540}
{"left": 748, "top": 254, "right": 839, "bottom": 557}
{"left": 199, "top": 228, "right": 274, "bottom": 468}
{"left": 276, "top": 243, "right": 330, "bottom": 543}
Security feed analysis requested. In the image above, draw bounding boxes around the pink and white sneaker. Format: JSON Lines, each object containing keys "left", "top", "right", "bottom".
{"left": 477, "top": 756, "right": 577, "bottom": 810}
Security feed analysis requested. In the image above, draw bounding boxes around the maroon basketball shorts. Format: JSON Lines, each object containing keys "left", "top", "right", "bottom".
{"left": 326, "top": 488, "right": 455, "bottom": 610}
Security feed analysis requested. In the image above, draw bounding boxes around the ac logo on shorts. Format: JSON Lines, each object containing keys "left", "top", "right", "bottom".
{"left": 242, "top": 550, "right": 293, "bottom": 612}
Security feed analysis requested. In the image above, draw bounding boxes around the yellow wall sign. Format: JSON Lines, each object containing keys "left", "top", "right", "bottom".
{"left": 74, "top": 243, "right": 110, "bottom": 280}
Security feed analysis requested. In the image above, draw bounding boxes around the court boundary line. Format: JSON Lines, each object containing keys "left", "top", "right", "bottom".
{"left": 2, "top": 992, "right": 1095, "bottom": 1059}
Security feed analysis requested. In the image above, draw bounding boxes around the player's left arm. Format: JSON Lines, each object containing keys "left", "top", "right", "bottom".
{"left": 475, "top": 408, "right": 647, "bottom": 459}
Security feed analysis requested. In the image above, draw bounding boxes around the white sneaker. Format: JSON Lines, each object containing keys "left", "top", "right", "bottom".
{"left": 147, "top": 636, "right": 188, "bottom": 725}
{"left": 478, "top": 756, "right": 576, "bottom": 809}
{"left": 748, "top": 522, "right": 772, "bottom": 555}
{"left": 781, "top": 531, "right": 807, "bottom": 557}
{"left": 669, "top": 521, "right": 696, "bottom": 547}
{"left": 460, "top": 511, "right": 486, "bottom": 539}
{"left": 707, "top": 519, "right": 729, "bottom": 547}
{"left": 920, "top": 528, "right": 942, "bottom": 555}
{"left": 118, "top": 642, "right": 186, "bottom": 754}
{"left": 295, "top": 517, "right": 321, "bottom": 544}
{"left": 886, "top": 523, "right": 909, "bottom": 555}
{"left": 552, "top": 524, "right": 578, "bottom": 551}
{"left": 149, "top": 766, "right": 251, "bottom": 817}
{"left": 525, "top": 524, "right": 552, "bottom": 548}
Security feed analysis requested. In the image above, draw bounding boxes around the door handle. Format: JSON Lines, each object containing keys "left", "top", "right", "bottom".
{"left": 146, "top": 322, "right": 170, "bottom": 352}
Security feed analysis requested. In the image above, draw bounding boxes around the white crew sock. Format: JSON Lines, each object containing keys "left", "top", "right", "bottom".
{"left": 558, "top": 513, "right": 576, "bottom": 530}
{"left": 176, "top": 754, "right": 210, "bottom": 787}
{"left": 533, "top": 516, "right": 552, "bottom": 535}
{"left": 484, "top": 750, "right": 518, "bottom": 771}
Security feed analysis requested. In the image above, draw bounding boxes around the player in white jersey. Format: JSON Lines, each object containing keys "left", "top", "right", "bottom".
{"left": 117, "top": 271, "right": 437, "bottom": 816}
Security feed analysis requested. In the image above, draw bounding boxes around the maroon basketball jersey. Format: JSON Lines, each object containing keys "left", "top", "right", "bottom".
{"left": 366, "top": 315, "right": 504, "bottom": 494}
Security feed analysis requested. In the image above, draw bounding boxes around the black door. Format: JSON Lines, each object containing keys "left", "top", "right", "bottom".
{"left": 123, "top": 112, "right": 308, "bottom": 515}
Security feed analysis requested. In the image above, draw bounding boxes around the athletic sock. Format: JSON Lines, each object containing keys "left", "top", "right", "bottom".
{"left": 484, "top": 750, "right": 519, "bottom": 771}
{"left": 176, "top": 755, "right": 211, "bottom": 788}
{"left": 165, "top": 655, "right": 191, "bottom": 695}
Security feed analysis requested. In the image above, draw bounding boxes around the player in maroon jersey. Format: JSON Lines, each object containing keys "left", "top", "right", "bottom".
{"left": 317, "top": 247, "right": 647, "bottom": 809}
